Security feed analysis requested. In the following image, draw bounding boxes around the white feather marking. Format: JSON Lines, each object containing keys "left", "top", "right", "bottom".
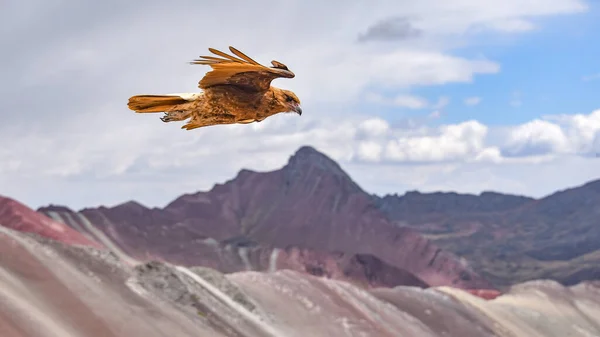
{"left": 165, "top": 93, "right": 202, "bottom": 101}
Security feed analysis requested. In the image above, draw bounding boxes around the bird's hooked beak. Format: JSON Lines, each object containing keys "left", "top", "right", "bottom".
{"left": 290, "top": 103, "right": 302, "bottom": 115}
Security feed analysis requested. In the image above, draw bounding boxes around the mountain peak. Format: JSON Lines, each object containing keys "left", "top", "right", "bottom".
{"left": 113, "top": 200, "right": 149, "bottom": 210}
{"left": 285, "top": 146, "right": 347, "bottom": 177}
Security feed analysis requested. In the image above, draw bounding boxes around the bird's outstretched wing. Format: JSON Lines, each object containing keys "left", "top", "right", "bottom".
{"left": 191, "top": 46, "right": 295, "bottom": 93}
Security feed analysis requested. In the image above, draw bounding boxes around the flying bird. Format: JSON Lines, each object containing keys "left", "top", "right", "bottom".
{"left": 127, "top": 46, "right": 302, "bottom": 130}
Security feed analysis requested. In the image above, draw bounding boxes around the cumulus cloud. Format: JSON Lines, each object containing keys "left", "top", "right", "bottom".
{"left": 385, "top": 121, "right": 488, "bottom": 162}
{"left": 502, "top": 110, "right": 600, "bottom": 157}
{"left": 4, "top": 108, "right": 600, "bottom": 209}
{"left": 0, "top": 0, "right": 594, "bottom": 209}
{"left": 504, "top": 120, "right": 570, "bottom": 156}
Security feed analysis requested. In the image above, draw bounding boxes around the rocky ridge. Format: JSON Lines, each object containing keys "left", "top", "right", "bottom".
{"left": 37, "top": 146, "right": 492, "bottom": 290}
{"left": 2, "top": 227, "right": 599, "bottom": 337}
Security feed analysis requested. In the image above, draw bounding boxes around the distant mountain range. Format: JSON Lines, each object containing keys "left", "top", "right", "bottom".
{"left": 374, "top": 178, "right": 600, "bottom": 287}
{"left": 2, "top": 145, "right": 599, "bottom": 290}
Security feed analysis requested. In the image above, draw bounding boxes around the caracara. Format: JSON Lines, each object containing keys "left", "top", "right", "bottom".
{"left": 127, "top": 46, "right": 301, "bottom": 130}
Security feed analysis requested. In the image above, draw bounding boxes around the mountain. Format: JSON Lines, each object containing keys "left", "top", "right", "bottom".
{"left": 3, "top": 145, "right": 600, "bottom": 335}
{"left": 373, "top": 180, "right": 600, "bottom": 288}
{"left": 2, "top": 226, "right": 599, "bottom": 337}
{"left": 6, "top": 145, "right": 597, "bottom": 291}
{"left": 32, "top": 146, "right": 600, "bottom": 289}
{"left": 374, "top": 190, "right": 533, "bottom": 222}
{"left": 37, "top": 146, "right": 493, "bottom": 290}
{"left": 0, "top": 196, "right": 100, "bottom": 248}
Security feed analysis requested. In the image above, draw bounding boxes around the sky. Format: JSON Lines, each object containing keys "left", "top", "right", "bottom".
{"left": 1, "top": 0, "right": 600, "bottom": 210}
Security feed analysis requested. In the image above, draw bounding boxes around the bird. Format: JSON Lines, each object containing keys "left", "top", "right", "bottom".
{"left": 127, "top": 46, "right": 302, "bottom": 130}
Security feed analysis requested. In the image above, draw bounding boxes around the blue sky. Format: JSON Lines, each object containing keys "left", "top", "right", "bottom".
{"left": 404, "top": 4, "right": 600, "bottom": 126}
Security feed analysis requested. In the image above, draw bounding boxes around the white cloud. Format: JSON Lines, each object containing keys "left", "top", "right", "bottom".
{"left": 392, "top": 95, "right": 429, "bottom": 109}
{"left": 0, "top": 0, "right": 593, "bottom": 209}
{"left": 358, "top": 118, "right": 391, "bottom": 137}
{"left": 357, "top": 141, "right": 384, "bottom": 162}
{"left": 464, "top": 97, "right": 482, "bottom": 106}
{"left": 366, "top": 93, "right": 429, "bottom": 109}
{"left": 474, "top": 147, "right": 503, "bottom": 163}
{"left": 366, "top": 93, "right": 450, "bottom": 110}
{"left": 544, "top": 109, "right": 600, "bottom": 154}
{"left": 3, "top": 108, "right": 600, "bottom": 210}
{"left": 383, "top": 120, "right": 490, "bottom": 162}
{"left": 501, "top": 110, "right": 600, "bottom": 157}
{"left": 504, "top": 119, "right": 570, "bottom": 155}
{"left": 346, "top": 154, "right": 600, "bottom": 200}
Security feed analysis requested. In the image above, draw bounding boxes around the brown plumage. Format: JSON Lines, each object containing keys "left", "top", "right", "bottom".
{"left": 127, "top": 46, "right": 302, "bottom": 130}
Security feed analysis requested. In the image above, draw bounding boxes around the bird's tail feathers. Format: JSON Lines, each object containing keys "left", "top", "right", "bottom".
{"left": 127, "top": 93, "right": 201, "bottom": 113}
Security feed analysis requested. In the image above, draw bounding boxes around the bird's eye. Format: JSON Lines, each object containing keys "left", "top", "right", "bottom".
{"left": 285, "top": 95, "right": 294, "bottom": 102}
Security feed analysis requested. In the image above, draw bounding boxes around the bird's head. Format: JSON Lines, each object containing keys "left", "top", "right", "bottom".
{"left": 275, "top": 89, "right": 302, "bottom": 116}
